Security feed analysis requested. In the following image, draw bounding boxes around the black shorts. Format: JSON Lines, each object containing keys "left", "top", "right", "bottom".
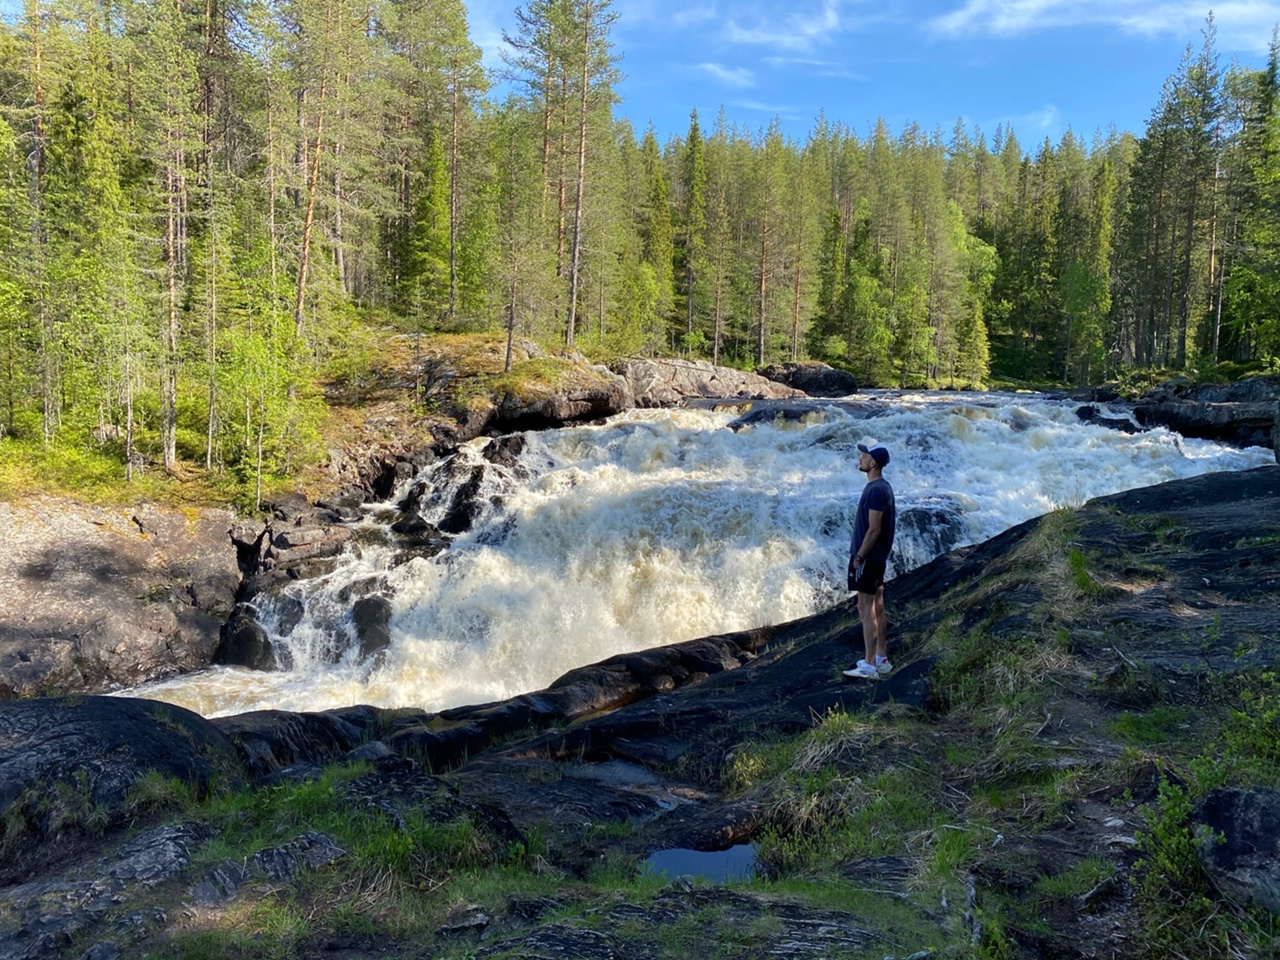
{"left": 847, "top": 556, "right": 887, "bottom": 594}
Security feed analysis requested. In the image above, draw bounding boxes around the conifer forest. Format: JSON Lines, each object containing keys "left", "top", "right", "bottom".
{"left": 0, "top": 0, "right": 1278, "bottom": 484}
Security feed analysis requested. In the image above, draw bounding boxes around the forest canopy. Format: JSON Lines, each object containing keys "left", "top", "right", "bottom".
{"left": 1, "top": 1, "right": 1278, "bottom": 491}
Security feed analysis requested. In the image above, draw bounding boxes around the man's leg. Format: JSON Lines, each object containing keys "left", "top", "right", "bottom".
{"left": 857, "top": 590, "right": 876, "bottom": 664}
{"left": 872, "top": 587, "right": 888, "bottom": 662}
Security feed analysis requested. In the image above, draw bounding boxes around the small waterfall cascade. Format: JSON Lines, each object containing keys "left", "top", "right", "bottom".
{"left": 129, "top": 394, "right": 1274, "bottom": 717}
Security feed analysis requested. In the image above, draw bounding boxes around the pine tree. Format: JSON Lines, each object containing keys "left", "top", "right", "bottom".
{"left": 639, "top": 127, "right": 675, "bottom": 351}
{"left": 678, "top": 110, "right": 708, "bottom": 353}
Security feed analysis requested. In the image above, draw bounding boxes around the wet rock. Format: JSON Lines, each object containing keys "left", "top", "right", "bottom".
{"left": 1076, "top": 404, "right": 1141, "bottom": 434}
{"left": 1274, "top": 402, "right": 1279, "bottom": 464}
{"left": 757, "top": 361, "right": 858, "bottom": 397}
{"left": 483, "top": 434, "right": 527, "bottom": 471}
{"left": 1194, "top": 787, "right": 1280, "bottom": 913}
{"left": 266, "top": 525, "right": 354, "bottom": 568}
{"left": 728, "top": 402, "right": 831, "bottom": 431}
{"left": 213, "top": 612, "right": 276, "bottom": 671}
{"left": 352, "top": 595, "right": 393, "bottom": 660}
{"left": 493, "top": 373, "right": 632, "bottom": 432}
{"left": 894, "top": 499, "right": 968, "bottom": 572}
{"left": 0, "top": 697, "right": 241, "bottom": 854}
{"left": 611, "top": 357, "right": 803, "bottom": 407}
{"left": 253, "top": 831, "right": 346, "bottom": 882}
{"left": 213, "top": 708, "right": 369, "bottom": 777}
{"left": 273, "top": 594, "right": 306, "bottom": 637}
{"left": 389, "top": 513, "right": 442, "bottom": 543}
{"left": 438, "top": 465, "right": 488, "bottom": 535}
{"left": 314, "top": 498, "right": 363, "bottom": 522}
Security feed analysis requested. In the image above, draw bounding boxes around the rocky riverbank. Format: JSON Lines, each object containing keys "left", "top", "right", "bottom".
{"left": 0, "top": 500, "right": 239, "bottom": 700}
{"left": 2, "top": 466, "right": 1278, "bottom": 959}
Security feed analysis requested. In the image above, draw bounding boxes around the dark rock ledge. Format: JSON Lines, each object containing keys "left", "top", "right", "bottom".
{"left": 1, "top": 466, "right": 1277, "bottom": 959}
{"left": 1133, "top": 374, "right": 1280, "bottom": 452}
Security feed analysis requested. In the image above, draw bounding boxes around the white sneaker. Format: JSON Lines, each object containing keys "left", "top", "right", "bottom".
{"left": 875, "top": 657, "right": 893, "bottom": 675}
{"left": 842, "top": 661, "right": 879, "bottom": 679}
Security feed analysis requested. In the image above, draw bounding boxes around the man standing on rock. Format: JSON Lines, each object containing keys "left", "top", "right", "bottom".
{"left": 843, "top": 444, "right": 896, "bottom": 680}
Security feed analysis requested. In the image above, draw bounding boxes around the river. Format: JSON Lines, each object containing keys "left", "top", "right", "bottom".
{"left": 127, "top": 392, "right": 1274, "bottom": 717}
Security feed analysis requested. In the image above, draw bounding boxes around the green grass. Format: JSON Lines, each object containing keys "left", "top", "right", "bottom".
{"left": 1107, "top": 706, "right": 1191, "bottom": 746}
{"left": 0, "top": 434, "right": 288, "bottom": 510}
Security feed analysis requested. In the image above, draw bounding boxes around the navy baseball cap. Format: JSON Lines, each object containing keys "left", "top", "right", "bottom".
{"left": 857, "top": 443, "right": 890, "bottom": 467}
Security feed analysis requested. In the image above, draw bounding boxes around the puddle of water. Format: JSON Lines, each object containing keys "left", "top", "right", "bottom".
{"left": 641, "top": 844, "right": 757, "bottom": 883}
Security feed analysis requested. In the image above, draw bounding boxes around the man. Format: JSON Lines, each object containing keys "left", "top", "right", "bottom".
{"left": 843, "top": 443, "right": 896, "bottom": 680}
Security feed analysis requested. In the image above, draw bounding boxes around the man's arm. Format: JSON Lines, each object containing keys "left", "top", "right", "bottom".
{"left": 853, "top": 509, "right": 883, "bottom": 565}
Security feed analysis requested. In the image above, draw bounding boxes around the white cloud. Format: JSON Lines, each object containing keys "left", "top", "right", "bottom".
{"left": 1015, "top": 103, "right": 1062, "bottom": 133}
{"left": 929, "top": 0, "right": 1280, "bottom": 52}
{"left": 761, "top": 55, "right": 865, "bottom": 79}
{"left": 725, "top": 0, "right": 845, "bottom": 51}
{"left": 611, "top": 0, "right": 719, "bottom": 28}
{"left": 729, "top": 98, "right": 806, "bottom": 119}
{"left": 673, "top": 4, "right": 721, "bottom": 27}
{"left": 699, "top": 62, "right": 757, "bottom": 86}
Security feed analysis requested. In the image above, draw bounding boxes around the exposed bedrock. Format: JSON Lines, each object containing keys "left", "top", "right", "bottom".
{"left": 610, "top": 356, "right": 803, "bottom": 407}
{"left": 0, "top": 500, "right": 239, "bottom": 699}
{"left": 1133, "top": 374, "right": 1280, "bottom": 449}
{"left": 0, "top": 696, "right": 240, "bottom": 857}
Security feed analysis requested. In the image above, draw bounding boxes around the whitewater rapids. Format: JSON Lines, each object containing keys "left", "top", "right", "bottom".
{"left": 128, "top": 393, "right": 1274, "bottom": 717}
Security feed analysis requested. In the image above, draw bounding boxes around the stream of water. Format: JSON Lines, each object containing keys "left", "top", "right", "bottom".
{"left": 127, "top": 393, "right": 1273, "bottom": 717}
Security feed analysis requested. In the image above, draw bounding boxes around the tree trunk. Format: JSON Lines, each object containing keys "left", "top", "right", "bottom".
{"left": 448, "top": 65, "right": 460, "bottom": 322}
{"left": 294, "top": 74, "right": 328, "bottom": 336}
{"left": 790, "top": 254, "right": 801, "bottom": 362}
{"left": 1176, "top": 177, "right": 1198, "bottom": 369}
{"left": 565, "top": 11, "right": 590, "bottom": 348}
{"left": 757, "top": 199, "right": 769, "bottom": 366}
{"left": 163, "top": 158, "right": 181, "bottom": 471}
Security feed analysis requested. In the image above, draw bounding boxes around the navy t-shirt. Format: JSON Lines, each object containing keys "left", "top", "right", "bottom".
{"left": 851, "top": 477, "right": 896, "bottom": 563}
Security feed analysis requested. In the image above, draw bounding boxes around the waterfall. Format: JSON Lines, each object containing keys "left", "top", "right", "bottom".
{"left": 129, "top": 393, "right": 1273, "bottom": 717}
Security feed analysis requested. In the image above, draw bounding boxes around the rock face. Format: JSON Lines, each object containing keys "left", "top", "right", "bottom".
{"left": 756, "top": 361, "right": 858, "bottom": 397}
{"left": 611, "top": 357, "right": 803, "bottom": 407}
{"left": 0, "top": 499, "right": 240, "bottom": 698}
{"left": 1274, "top": 400, "right": 1279, "bottom": 464}
{"left": 1133, "top": 374, "right": 1280, "bottom": 448}
{"left": 0, "top": 696, "right": 239, "bottom": 856}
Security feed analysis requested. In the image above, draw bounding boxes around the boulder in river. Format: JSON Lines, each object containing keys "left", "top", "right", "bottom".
{"left": 756, "top": 361, "right": 858, "bottom": 397}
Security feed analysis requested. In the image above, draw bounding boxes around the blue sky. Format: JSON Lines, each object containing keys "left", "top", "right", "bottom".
{"left": 467, "top": 0, "right": 1280, "bottom": 148}
{"left": 3, "top": 0, "right": 1276, "bottom": 150}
